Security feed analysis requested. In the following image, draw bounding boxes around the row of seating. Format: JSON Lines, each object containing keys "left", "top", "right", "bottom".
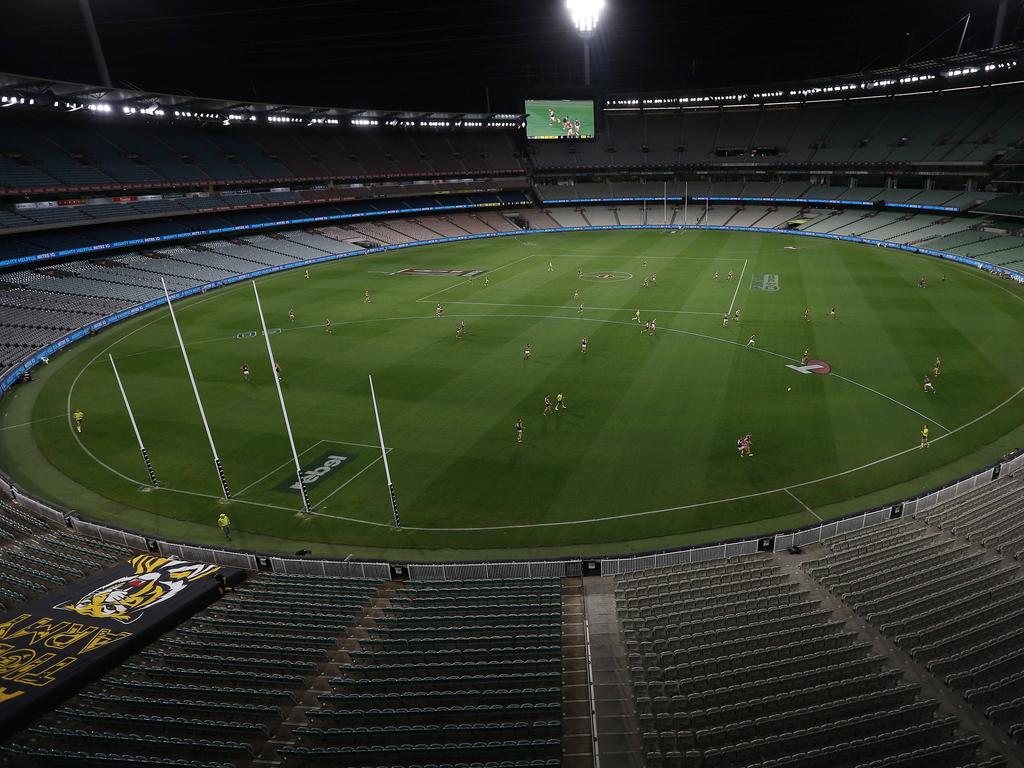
{"left": 617, "top": 554, "right": 994, "bottom": 766}
{"left": 0, "top": 501, "right": 133, "bottom": 610}
{"left": 807, "top": 505, "right": 1024, "bottom": 746}
{"left": 3, "top": 569, "right": 385, "bottom": 768}
{"left": 294, "top": 577, "right": 564, "bottom": 766}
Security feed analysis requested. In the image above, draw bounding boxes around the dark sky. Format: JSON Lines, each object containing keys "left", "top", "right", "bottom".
{"left": 0, "top": 0, "right": 1020, "bottom": 113}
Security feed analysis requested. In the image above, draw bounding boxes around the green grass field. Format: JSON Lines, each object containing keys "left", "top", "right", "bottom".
{"left": 3, "top": 229, "right": 1024, "bottom": 561}
{"left": 525, "top": 100, "right": 595, "bottom": 139}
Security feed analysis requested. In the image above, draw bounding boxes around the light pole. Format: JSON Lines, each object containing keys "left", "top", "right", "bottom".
{"left": 993, "top": 0, "right": 1009, "bottom": 47}
{"left": 567, "top": 0, "right": 606, "bottom": 86}
{"left": 78, "top": 0, "right": 111, "bottom": 87}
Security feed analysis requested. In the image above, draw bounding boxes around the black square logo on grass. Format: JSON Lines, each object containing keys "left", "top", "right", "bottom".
{"left": 276, "top": 451, "right": 358, "bottom": 493}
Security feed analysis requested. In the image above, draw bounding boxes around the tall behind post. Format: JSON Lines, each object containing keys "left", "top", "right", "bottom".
{"left": 108, "top": 354, "right": 158, "bottom": 487}
{"left": 252, "top": 281, "right": 312, "bottom": 515}
{"left": 684, "top": 181, "right": 689, "bottom": 228}
{"left": 369, "top": 374, "right": 400, "bottom": 528}
{"left": 161, "top": 278, "right": 231, "bottom": 501}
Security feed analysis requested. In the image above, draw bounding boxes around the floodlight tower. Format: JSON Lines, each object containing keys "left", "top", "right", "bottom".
{"left": 567, "top": 0, "right": 606, "bottom": 86}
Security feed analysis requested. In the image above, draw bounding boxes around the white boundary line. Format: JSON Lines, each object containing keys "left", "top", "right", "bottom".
{"left": 416, "top": 253, "right": 534, "bottom": 302}
{"left": 785, "top": 488, "right": 822, "bottom": 521}
{"left": 56, "top": 244, "right": 1024, "bottom": 532}
{"left": 68, "top": 311, "right": 1001, "bottom": 530}
{"left": 727, "top": 259, "right": 748, "bottom": 317}
{"left": 0, "top": 414, "right": 64, "bottom": 431}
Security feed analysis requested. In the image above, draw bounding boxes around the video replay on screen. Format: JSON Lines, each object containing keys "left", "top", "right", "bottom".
{"left": 525, "top": 99, "right": 595, "bottom": 140}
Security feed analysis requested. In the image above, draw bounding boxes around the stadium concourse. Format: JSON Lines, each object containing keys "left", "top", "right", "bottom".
{"left": 3, "top": 42, "right": 1024, "bottom": 767}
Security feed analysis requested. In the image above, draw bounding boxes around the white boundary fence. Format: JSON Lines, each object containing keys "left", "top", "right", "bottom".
{"left": 405, "top": 560, "right": 582, "bottom": 581}
{"left": 1, "top": 449, "right": 1017, "bottom": 580}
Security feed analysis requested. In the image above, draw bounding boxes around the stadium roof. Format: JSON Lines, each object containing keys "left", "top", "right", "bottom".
{"left": 606, "top": 42, "right": 1024, "bottom": 111}
{"left": 0, "top": 72, "right": 526, "bottom": 130}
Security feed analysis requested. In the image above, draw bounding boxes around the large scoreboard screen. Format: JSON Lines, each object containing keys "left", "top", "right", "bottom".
{"left": 525, "top": 99, "right": 595, "bottom": 140}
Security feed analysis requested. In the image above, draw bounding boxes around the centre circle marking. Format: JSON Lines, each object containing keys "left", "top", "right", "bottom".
{"left": 580, "top": 271, "right": 632, "bottom": 282}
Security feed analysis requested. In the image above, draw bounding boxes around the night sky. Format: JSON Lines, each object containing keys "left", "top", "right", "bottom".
{"left": 0, "top": 0, "right": 1020, "bottom": 113}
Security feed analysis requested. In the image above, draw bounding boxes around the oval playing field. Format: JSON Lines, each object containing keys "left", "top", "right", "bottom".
{"left": 4, "top": 229, "right": 1024, "bottom": 560}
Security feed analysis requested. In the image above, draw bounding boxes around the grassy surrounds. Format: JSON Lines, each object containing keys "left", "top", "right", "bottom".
{"left": 2, "top": 229, "right": 1024, "bottom": 560}
{"left": 525, "top": 100, "right": 596, "bottom": 139}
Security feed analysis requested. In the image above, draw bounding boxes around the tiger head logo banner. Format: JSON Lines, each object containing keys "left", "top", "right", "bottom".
{"left": 56, "top": 555, "right": 222, "bottom": 624}
{"left": 0, "top": 553, "right": 242, "bottom": 736}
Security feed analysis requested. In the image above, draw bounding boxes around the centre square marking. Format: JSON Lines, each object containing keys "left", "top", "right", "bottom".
{"left": 277, "top": 450, "right": 358, "bottom": 493}
{"left": 581, "top": 271, "right": 633, "bottom": 282}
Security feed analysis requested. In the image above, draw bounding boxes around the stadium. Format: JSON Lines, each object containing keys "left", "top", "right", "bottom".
{"left": 1, "top": 0, "right": 1024, "bottom": 765}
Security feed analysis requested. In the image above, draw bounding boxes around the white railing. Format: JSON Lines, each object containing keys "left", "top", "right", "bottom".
{"left": 4, "top": 448, "right": 1016, "bottom": 580}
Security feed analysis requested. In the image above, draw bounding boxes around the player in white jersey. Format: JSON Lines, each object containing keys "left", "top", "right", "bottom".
{"left": 747, "top": 334, "right": 756, "bottom": 348}
{"left": 580, "top": 337, "right": 588, "bottom": 354}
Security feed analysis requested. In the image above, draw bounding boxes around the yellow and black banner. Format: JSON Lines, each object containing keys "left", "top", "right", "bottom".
{"left": 0, "top": 554, "right": 243, "bottom": 736}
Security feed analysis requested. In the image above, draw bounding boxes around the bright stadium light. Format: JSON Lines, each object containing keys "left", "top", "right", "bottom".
{"left": 567, "top": 0, "right": 605, "bottom": 34}
{"left": 567, "top": 0, "right": 605, "bottom": 86}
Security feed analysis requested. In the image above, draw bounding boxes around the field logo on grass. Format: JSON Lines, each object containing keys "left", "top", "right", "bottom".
{"left": 393, "top": 268, "right": 485, "bottom": 278}
{"left": 278, "top": 451, "right": 358, "bottom": 493}
{"left": 235, "top": 328, "right": 281, "bottom": 340}
{"left": 750, "top": 274, "right": 780, "bottom": 291}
